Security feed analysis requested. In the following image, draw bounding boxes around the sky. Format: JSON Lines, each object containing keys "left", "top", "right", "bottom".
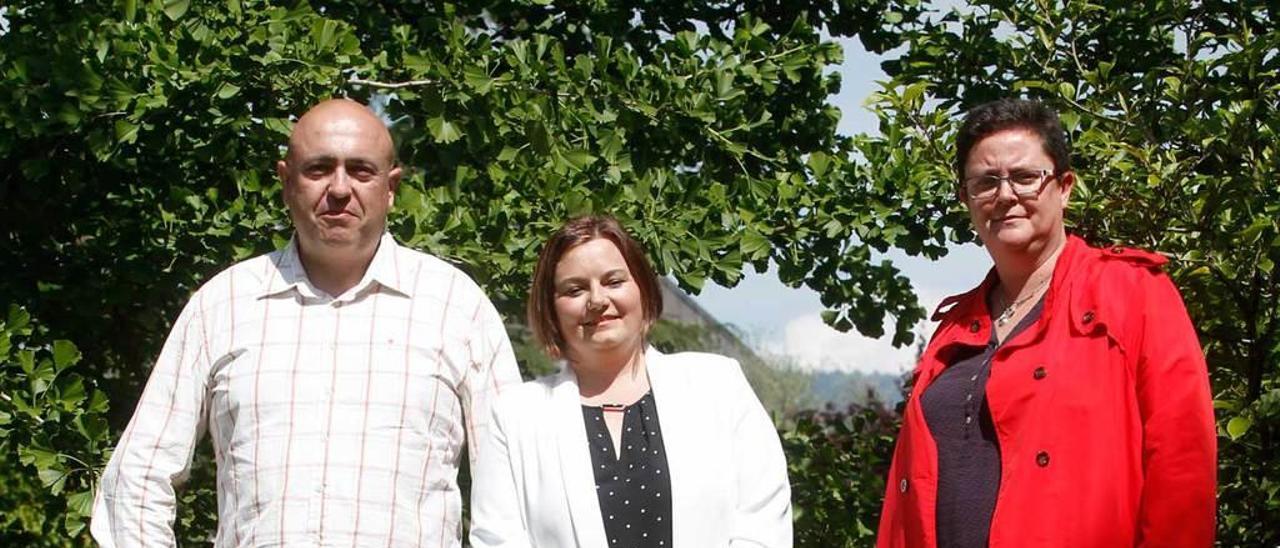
{"left": 687, "top": 37, "right": 992, "bottom": 375}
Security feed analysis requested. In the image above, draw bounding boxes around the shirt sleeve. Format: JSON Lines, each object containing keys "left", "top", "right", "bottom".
{"left": 91, "top": 292, "right": 213, "bottom": 548}
{"left": 460, "top": 292, "right": 522, "bottom": 469}
{"left": 468, "top": 394, "right": 534, "bottom": 548}
{"left": 726, "top": 358, "right": 794, "bottom": 548}
{"left": 1134, "top": 271, "right": 1217, "bottom": 547}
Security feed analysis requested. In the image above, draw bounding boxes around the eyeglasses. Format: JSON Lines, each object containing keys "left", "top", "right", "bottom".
{"left": 961, "top": 169, "right": 1056, "bottom": 201}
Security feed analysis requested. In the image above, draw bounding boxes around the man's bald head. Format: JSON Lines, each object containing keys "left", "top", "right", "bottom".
{"left": 277, "top": 98, "right": 403, "bottom": 271}
{"left": 286, "top": 99, "right": 396, "bottom": 167}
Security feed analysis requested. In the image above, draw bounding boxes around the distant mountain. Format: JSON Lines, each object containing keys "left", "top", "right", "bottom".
{"left": 651, "top": 278, "right": 908, "bottom": 417}
{"left": 808, "top": 369, "right": 904, "bottom": 408}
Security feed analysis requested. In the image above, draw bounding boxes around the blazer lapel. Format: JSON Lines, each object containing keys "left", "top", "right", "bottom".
{"left": 552, "top": 369, "right": 609, "bottom": 547}
{"left": 645, "top": 347, "right": 698, "bottom": 546}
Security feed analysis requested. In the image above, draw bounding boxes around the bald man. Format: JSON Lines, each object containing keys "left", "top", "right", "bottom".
{"left": 91, "top": 99, "right": 521, "bottom": 547}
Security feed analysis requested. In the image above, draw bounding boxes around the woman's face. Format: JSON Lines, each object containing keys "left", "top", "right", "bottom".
{"left": 962, "top": 128, "right": 1074, "bottom": 256}
{"left": 552, "top": 238, "right": 648, "bottom": 361}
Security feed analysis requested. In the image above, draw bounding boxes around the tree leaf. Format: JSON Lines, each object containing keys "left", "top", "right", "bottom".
{"left": 560, "top": 149, "right": 597, "bottom": 171}
{"left": 52, "top": 340, "right": 81, "bottom": 371}
{"left": 114, "top": 119, "right": 139, "bottom": 145}
{"left": 740, "top": 229, "right": 771, "bottom": 259}
{"left": 163, "top": 0, "right": 191, "bottom": 20}
{"left": 215, "top": 82, "right": 242, "bottom": 99}
{"left": 427, "top": 116, "right": 463, "bottom": 144}
{"left": 1226, "top": 416, "right": 1252, "bottom": 440}
{"left": 263, "top": 117, "right": 293, "bottom": 137}
{"left": 120, "top": 0, "right": 137, "bottom": 22}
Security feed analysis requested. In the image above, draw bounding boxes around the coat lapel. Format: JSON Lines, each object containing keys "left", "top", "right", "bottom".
{"left": 552, "top": 369, "right": 609, "bottom": 547}
{"left": 645, "top": 347, "right": 699, "bottom": 546}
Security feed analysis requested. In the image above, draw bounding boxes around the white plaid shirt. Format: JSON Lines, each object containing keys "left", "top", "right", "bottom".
{"left": 91, "top": 233, "right": 521, "bottom": 547}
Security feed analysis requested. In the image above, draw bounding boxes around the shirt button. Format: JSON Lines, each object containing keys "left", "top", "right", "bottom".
{"left": 969, "top": 320, "right": 981, "bottom": 333}
{"left": 1082, "top": 310, "right": 1095, "bottom": 324}
{"left": 899, "top": 478, "right": 909, "bottom": 493}
{"left": 1036, "top": 451, "right": 1051, "bottom": 467}
{"left": 1033, "top": 366, "right": 1047, "bottom": 380}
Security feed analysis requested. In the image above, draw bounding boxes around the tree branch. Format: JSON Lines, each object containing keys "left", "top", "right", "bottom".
{"left": 347, "top": 77, "right": 441, "bottom": 89}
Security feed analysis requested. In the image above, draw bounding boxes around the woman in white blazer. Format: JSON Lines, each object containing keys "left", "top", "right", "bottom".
{"left": 470, "top": 215, "right": 792, "bottom": 548}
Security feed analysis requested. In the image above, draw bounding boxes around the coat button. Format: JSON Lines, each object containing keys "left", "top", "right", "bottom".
{"left": 1033, "top": 366, "right": 1047, "bottom": 380}
{"left": 1110, "top": 246, "right": 1125, "bottom": 254}
{"left": 1081, "top": 310, "right": 1095, "bottom": 324}
{"left": 969, "top": 320, "right": 981, "bottom": 333}
{"left": 1036, "top": 451, "right": 1050, "bottom": 467}
{"left": 899, "top": 478, "right": 909, "bottom": 493}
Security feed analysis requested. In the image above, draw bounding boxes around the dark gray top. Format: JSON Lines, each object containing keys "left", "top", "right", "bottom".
{"left": 583, "top": 391, "right": 672, "bottom": 548}
{"left": 921, "top": 295, "right": 1045, "bottom": 548}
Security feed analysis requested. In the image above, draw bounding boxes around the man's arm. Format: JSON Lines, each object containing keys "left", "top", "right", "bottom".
{"left": 1134, "top": 271, "right": 1217, "bottom": 547}
{"left": 91, "top": 294, "right": 212, "bottom": 547}
{"left": 459, "top": 294, "right": 522, "bottom": 469}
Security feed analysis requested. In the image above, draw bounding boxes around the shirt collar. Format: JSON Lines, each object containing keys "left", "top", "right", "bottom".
{"left": 257, "top": 232, "right": 408, "bottom": 300}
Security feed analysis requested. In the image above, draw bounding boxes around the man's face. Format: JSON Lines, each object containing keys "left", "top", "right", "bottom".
{"left": 277, "top": 103, "right": 401, "bottom": 255}
{"left": 961, "top": 128, "right": 1074, "bottom": 255}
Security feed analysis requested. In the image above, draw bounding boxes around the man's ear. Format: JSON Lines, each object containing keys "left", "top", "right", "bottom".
{"left": 276, "top": 160, "right": 290, "bottom": 189}
{"left": 386, "top": 166, "right": 402, "bottom": 207}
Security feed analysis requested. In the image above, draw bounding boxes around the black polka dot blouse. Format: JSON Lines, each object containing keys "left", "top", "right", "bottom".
{"left": 581, "top": 391, "right": 673, "bottom": 548}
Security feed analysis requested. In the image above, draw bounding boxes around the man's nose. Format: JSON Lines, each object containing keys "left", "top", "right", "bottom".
{"left": 327, "top": 168, "right": 353, "bottom": 198}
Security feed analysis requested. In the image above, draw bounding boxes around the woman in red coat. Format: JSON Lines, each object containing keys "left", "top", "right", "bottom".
{"left": 876, "top": 99, "right": 1216, "bottom": 547}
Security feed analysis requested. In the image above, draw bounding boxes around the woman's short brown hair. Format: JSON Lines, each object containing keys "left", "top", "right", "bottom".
{"left": 527, "top": 215, "right": 664, "bottom": 358}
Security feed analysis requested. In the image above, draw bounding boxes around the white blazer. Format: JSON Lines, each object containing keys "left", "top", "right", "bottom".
{"left": 470, "top": 347, "right": 792, "bottom": 547}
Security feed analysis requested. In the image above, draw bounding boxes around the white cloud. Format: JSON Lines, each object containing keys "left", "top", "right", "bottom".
{"left": 697, "top": 245, "right": 992, "bottom": 375}
{"left": 779, "top": 314, "right": 916, "bottom": 374}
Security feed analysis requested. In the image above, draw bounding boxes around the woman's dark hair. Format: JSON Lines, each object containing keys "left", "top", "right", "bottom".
{"left": 955, "top": 99, "right": 1072, "bottom": 179}
{"left": 527, "top": 215, "right": 664, "bottom": 358}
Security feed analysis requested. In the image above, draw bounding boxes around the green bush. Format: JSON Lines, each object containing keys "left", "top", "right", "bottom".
{"left": 784, "top": 403, "right": 898, "bottom": 548}
{"left": 0, "top": 305, "right": 107, "bottom": 546}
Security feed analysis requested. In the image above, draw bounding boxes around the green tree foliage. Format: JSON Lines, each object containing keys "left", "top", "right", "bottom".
{"left": 0, "top": 0, "right": 920, "bottom": 543}
{"left": 857, "top": 0, "right": 1279, "bottom": 543}
{"left": 3, "top": 0, "right": 1275, "bottom": 545}
{"left": 0, "top": 0, "right": 928, "bottom": 427}
{"left": 0, "top": 305, "right": 108, "bottom": 545}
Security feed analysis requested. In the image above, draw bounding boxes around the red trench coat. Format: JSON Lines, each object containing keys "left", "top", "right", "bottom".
{"left": 876, "top": 235, "right": 1216, "bottom": 547}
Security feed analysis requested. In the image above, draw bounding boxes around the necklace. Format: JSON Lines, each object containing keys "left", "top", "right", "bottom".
{"left": 994, "top": 276, "right": 1051, "bottom": 327}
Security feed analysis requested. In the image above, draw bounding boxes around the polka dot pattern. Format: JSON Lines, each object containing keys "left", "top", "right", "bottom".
{"left": 582, "top": 391, "right": 672, "bottom": 548}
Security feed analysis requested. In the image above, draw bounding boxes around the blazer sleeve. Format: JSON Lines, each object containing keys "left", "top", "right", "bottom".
{"left": 1133, "top": 270, "right": 1216, "bottom": 547}
{"left": 469, "top": 393, "right": 535, "bottom": 548}
{"left": 725, "top": 358, "right": 794, "bottom": 548}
